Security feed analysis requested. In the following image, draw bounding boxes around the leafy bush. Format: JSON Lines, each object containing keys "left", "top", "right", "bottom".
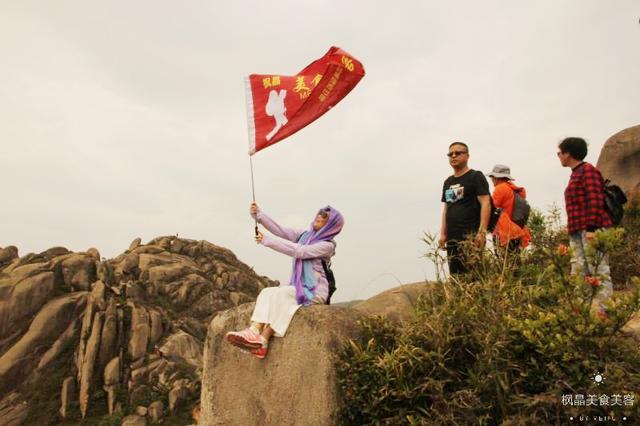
{"left": 336, "top": 209, "right": 640, "bottom": 425}
{"left": 610, "top": 196, "right": 640, "bottom": 288}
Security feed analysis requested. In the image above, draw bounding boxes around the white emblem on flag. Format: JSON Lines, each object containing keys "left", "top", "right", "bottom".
{"left": 265, "top": 89, "right": 288, "bottom": 141}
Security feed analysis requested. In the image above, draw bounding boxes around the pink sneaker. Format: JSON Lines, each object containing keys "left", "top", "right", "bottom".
{"left": 225, "top": 328, "right": 264, "bottom": 350}
{"left": 250, "top": 347, "right": 268, "bottom": 359}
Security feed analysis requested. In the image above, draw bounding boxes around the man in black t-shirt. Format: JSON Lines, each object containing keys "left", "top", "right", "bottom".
{"left": 439, "top": 142, "right": 491, "bottom": 274}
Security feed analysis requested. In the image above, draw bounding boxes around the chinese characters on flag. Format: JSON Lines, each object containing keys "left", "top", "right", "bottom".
{"left": 245, "top": 46, "right": 365, "bottom": 154}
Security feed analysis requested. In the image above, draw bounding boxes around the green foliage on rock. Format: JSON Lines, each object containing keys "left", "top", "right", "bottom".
{"left": 336, "top": 208, "right": 640, "bottom": 425}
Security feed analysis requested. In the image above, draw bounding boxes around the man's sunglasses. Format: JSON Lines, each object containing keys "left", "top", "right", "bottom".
{"left": 447, "top": 150, "right": 468, "bottom": 157}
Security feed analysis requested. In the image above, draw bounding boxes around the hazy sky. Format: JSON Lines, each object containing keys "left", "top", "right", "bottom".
{"left": 1, "top": 1, "right": 639, "bottom": 302}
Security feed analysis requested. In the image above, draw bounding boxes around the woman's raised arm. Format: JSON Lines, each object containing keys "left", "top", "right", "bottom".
{"left": 250, "top": 204, "right": 303, "bottom": 242}
{"left": 261, "top": 235, "right": 335, "bottom": 259}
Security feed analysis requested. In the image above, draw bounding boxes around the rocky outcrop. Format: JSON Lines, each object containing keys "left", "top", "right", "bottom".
{"left": 0, "top": 246, "right": 18, "bottom": 268}
{"left": 59, "top": 254, "right": 97, "bottom": 291}
{"left": 103, "top": 356, "right": 120, "bottom": 414}
{"left": 160, "top": 331, "right": 204, "bottom": 369}
{"left": 128, "top": 305, "right": 151, "bottom": 361}
{"left": 0, "top": 263, "right": 57, "bottom": 341}
{"left": 59, "top": 377, "right": 75, "bottom": 418}
{"left": 0, "top": 392, "right": 28, "bottom": 426}
{"left": 78, "top": 311, "right": 104, "bottom": 417}
{"left": 200, "top": 303, "right": 365, "bottom": 426}
{"left": 353, "top": 281, "right": 429, "bottom": 323}
{"left": 0, "top": 236, "right": 275, "bottom": 424}
{"left": 597, "top": 124, "right": 640, "bottom": 197}
{"left": 37, "top": 318, "right": 79, "bottom": 371}
{"left": 0, "top": 292, "right": 87, "bottom": 396}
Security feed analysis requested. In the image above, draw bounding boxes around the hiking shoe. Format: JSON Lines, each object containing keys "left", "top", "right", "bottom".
{"left": 225, "top": 328, "right": 264, "bottom": 350}
{"left": 250, "top": 347, "right": 268, "bottom": 359}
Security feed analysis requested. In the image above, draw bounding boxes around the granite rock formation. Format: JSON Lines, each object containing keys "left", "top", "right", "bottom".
{"left": 0, "top": 236, "right": 275, "bottom": 424}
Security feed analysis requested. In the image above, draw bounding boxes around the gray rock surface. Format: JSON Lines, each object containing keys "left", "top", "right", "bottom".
{"left": 128, "top": 305, "right": 150, "bottom": 361}
{"left": 353, "top": 281, "right": 429, "bottom": 323}
{"left": 59, "top": 377, "right": 75, "bottom": 418}
{"left": 160, "top": 331, "right": 203, "bottom": 369}
{"left": 0, "top": 293, "right": 86, "bottom": 395}
{"left": 200, "top": 303, "right": 365, "bottom": 426}
{"left": 37, "top": 318, "right": 79, "bottom": 371}
{"left": 129, "top": 237, "right": 142, "bottom": 251}
{"left": 79, "top": 312, "right": 104, "bottom": 418}
{"left": 597, "top": 124, "right": 640, "bottom": 197}
{"left": 0, "top": 265, "right": 56, "bottom": 340}
{"left": 0, "top": 246, "right": 18, "bottom": 267}
{"left": 60, "top": 254, "right": 97, "bottom": 291}
{"left": 103, "top": 356, "right": 121, "bottom": 414}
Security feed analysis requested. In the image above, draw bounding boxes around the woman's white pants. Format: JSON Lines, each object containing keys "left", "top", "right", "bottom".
{"left": 250, "top": 286, "right": 301, "bottom": 337}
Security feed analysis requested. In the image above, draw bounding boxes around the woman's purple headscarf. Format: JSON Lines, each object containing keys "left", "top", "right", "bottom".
{"left": 291, "top": 206, "right": 344, "bottom": 304}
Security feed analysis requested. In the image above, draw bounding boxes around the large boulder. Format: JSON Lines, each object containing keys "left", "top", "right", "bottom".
{"left": 79, "top": 312, "right": 104, "bottom": 418}
{"left": 597, "top": 124, "right": 640, "bottom": 196}
{"left": 37, "top": 318, "right": 79, "bottom": 371}
{"left": 59, "top": 254, "right": 97, "bottom": 291}
{"left": 200, "top": 303, "right": 365, "bottom": 426}
{"left": 59, "top": 376, "right": 75, "bottom": 419}
{"left": 160, "top": 331, "right": 203, "bottom": 369}
{"left": 352, "top": 281, "right": 429, "bottom": 323}
{"left": 0, "top": 264, "right": 57, "bottom": 340}
{"left": 103, "top": 356, "right": 121, "bottom": 414}
{"left": 0, "top": 292, "right": 87, "bottom": 395}
{"left": 128, "top": 305, "right": 151, "bottom": 361}
{"left": 0, "top": 246, "right": 19, "bottom": 267}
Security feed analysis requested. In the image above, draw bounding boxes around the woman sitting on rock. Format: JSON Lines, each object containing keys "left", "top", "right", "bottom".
{"left": 225, "top": 203, "right": 344, "bottom": 359}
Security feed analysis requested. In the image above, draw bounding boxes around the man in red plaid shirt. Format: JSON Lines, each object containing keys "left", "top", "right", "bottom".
{"left": 558, "top": 137, "right": 613, "bottom": 318}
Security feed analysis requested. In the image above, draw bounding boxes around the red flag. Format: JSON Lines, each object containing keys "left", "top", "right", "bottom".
{"left": 245, "top": 46, "right": 365, "bottom": 154}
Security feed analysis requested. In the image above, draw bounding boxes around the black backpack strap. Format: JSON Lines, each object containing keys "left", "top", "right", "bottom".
{"left": 322, "top": 240, "right": 337, "bottom": 305}
{"left": 321, "top": 259, "right": 336, "bottom": 305}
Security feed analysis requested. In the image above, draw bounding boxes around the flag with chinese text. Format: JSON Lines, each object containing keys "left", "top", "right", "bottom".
{"left": 245, "top": 46, "right": 365, "bottom": 154}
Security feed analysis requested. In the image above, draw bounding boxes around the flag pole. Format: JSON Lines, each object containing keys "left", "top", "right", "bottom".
{"left": 249, "top": 154, "right": 258, "bottom": 236}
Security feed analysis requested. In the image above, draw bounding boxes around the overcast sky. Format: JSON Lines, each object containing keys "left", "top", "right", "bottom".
{"left": 1, "top": 1, "right": 639, "bottom": 302}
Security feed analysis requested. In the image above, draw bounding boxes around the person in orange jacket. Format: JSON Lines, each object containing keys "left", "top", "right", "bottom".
{"left": 486, "top": 164, "right": 531, "bottom": 252}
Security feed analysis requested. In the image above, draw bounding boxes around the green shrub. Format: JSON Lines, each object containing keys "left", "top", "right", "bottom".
{"left": 610, "top": 196, "right": 640, "bottom": 288}
{"left": 336, "top": 211, "right": 640, "bottom": 425}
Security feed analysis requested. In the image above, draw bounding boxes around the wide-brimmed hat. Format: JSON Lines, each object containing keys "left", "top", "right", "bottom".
{"left": 486, "top": 164, "right": 514, "bottom": 180}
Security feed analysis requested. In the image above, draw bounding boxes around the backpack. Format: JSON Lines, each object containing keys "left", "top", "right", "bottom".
{"left": 297, "top": 233, "right": 337, "bottom": 304}
{"left": 511, "top": 188, "right": 530, "bottom": 227}
{"left": 321, "top": 259, "right": 336, "bottom": 305}
{"left": 603, "top": 179, "right": 627, "bottom": 226}
{"left": 487, "top": 198, "right": 502, "bottom": 233}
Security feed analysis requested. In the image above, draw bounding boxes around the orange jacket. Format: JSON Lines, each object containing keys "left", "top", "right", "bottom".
{"left": 492, "top": 181, "right": 531, "bottom": 247}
